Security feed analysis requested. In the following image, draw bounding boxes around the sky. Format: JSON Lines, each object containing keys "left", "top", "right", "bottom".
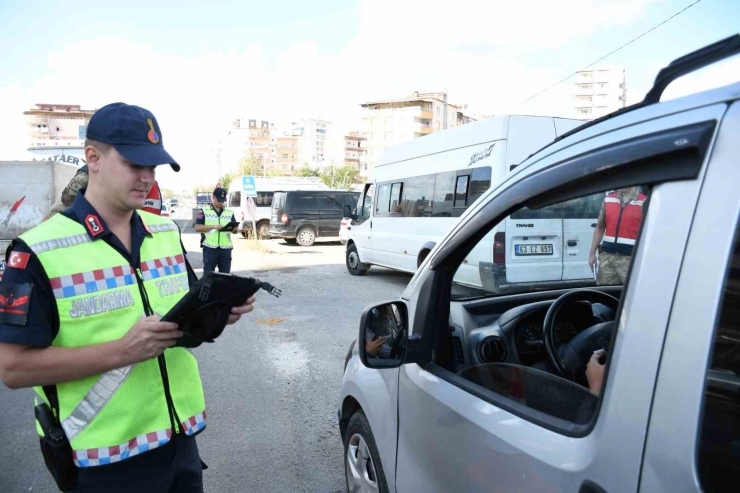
{"left": 0, "top": 0, "right": 738, "bottom": 191}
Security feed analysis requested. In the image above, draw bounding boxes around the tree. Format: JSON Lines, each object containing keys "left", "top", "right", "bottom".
{"left": 218, "top": 173, "right": 234, "bottom": 190}
{"left": 296, "top": 164, "right": 320, "bottom": 177}
{"left": 320, "top": 165, "right": 360, "bottom": 190}
{"left": 237, "top": 152, "right": 264, "bottom": 177}
{"left": 160, "top": 188, "right": 175, "bottom": 199}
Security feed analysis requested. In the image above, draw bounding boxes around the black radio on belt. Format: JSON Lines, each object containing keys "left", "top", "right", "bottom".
{"left": 162, "top": 272, "right": 282, "bottom": 345}
{"left": 35, "top": 401, "right": 77, "bottom": 491}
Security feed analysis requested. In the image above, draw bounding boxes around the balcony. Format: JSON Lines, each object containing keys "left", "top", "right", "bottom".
{"left": 575, "top": 84, "right": 593, "bottom": 96}
{"left": 414, "top": 122, "right": 433, "bottom": 135}
{"left": 26, "top": 115, "right": 50, "bottom": 126}
{"left": 30, "top": 127, "right": 49, "bottom": 137}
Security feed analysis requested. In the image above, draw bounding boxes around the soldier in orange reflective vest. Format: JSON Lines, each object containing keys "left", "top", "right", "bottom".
{"left": 588, "top": 187, "right": 647, "bottom": 285}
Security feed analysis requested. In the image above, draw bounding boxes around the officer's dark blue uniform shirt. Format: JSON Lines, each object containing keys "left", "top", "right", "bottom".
{"left": 0, "top": 189, "right": 198, "bottom": 347}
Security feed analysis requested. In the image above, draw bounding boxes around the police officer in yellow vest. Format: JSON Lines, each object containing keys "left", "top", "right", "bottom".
{"left": 194, "top": 187, "right": 236, "bottom": 274}
{"left": 0, "top": 103, "right": 256, "bottom": 492}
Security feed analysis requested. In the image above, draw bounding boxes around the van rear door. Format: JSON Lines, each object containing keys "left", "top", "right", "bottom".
{"left": 561, "top": 193, "right": 603, "bottom": 281}
{"left": 270, "top": 191, "right": 287, "bottom": 229}
{"left": 504, "top": 204, "right": 563, "bottom": 283}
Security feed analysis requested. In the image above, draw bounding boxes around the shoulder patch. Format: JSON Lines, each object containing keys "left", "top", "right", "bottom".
{"left": 0, "top": 282, "right": 33, "bottom": 326}
{"left": 7, "top": 251, "right": 30, "bottom": 270}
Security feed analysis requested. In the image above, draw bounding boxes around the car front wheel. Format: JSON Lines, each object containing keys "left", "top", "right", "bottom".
{"left": 346, "top": 244, "right": 369, "bottom": 276}
{"left": 345, "top": 411, "right": 389, "bottom": 493}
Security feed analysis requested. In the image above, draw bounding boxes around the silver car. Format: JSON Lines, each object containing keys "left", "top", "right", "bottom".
{"left": 339, "top": 36, "right": 740, "bottom": 493}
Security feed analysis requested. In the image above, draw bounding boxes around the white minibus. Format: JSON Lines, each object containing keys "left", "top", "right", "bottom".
{"left": 345, "top": 115, "right": 591, "bottom": 291}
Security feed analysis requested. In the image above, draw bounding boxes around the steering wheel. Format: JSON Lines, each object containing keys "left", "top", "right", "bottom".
{"left": 388, "top": 326, "right": 406, "bottom": 359}
{"left": 543, "top": 289, "right": 619, "bottom": 378}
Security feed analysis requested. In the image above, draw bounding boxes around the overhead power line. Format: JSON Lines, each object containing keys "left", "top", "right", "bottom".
{"left": 507, "top": 0, "right": 704, "bottom": 111}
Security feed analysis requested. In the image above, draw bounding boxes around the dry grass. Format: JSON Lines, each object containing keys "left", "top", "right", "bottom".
{"left": 240, "top": 239, "right": 274, "bottom": 254}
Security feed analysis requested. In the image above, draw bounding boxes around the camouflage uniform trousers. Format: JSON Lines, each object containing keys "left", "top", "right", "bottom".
{"left": 597, "top": 251, "right": 631, "bottom": 285}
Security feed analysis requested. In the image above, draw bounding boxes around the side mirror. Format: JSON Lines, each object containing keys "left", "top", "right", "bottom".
{"left": 359, "top": 301, "right": 417, "bottom": 369}
{"left": 342, "top": 204, "right": 353, "bottom": 219}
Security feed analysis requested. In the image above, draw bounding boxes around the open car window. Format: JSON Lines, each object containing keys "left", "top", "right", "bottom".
{"left": 452, "top": 187, "right": 648, "bottom": 301}
{"left": 444, "top": 185, "right": 648, "bottom": 430}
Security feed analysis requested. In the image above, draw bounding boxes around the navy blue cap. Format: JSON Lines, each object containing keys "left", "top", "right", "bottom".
{"left": 213, "top": 187, "right": 227, "bottom": 201}
{"left": 86, "top": 103, "right": 180, "bottom": 172}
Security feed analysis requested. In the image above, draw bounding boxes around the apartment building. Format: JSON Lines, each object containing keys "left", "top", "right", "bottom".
{"left": 360, "top": 91, "right": 474, "bottom": 173}
{"left": 574, "top": 65, "right": 627, "bottom": 119}
{"left": 24, "top": 103, "right": 95, "bottom": 165}
{"left": 223, "top": 118, "right": 299, "bottom": 177}
{"left": 292, "top": 118, "right": 332, "bottom": 168}
{"left": 341, "top": 132, "right": 368, "bottom": 174}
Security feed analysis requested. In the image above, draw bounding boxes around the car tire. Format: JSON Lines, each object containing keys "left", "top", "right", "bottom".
{"left": 344, "top": 411, "right": 389, "bottom": 493}
{"left": 296, "top": 227, "right": 316, "bottom": 247}
{"left": 346, "top": 244, "right": 369, "bottom": 276}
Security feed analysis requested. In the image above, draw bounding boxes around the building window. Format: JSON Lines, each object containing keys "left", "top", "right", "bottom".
{"left": 435, "top": 121, "right": 440, "bottom": 131}
{"left": 384, "top": 132, "right": 393, "bottom": 144}
{"left": 371, "top": 133, "right": 379, "bottom": 143}
{"left": 282, "top": 153, "right": 289, "bottom": 158}
{"left": 372, "top": 117, "right": 379, "bottom": 128}
{"left": 384, "top": 117, "right": 392, "bottom": 128}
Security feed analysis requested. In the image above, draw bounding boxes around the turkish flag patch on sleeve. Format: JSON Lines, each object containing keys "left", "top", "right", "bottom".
{"left": 7, "top": 251, "right": 30, "bottom": 270}
{"left": 0, "top": 282, "right": 33, "bottom": 326}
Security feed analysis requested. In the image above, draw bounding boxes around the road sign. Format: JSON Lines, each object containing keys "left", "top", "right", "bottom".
{"left": 246, "top": 197, "right": 257, "bottom": 218}
{"left": 242, "top": 176, "right": 257, "bottom": 198}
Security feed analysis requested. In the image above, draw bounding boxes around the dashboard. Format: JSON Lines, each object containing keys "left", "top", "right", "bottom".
{"left": 449, "top": 296, "right": 616, "bottom": 372}
{"left": 513, "top": 301, "right": 599, "bottom": 365}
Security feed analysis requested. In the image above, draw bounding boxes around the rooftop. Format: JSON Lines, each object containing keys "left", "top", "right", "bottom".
{"left": 24, "top": 103, "right": 96, "bottom": 117}
{"left": 361, "top": 91, "right": 464, "bottom": 109}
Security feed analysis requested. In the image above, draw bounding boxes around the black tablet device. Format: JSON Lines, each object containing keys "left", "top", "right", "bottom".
{"left": 220, "top": 221, "right": 239, "bottom": 232}
{"left": 162, "top": 272, "right": 280, "bottom": 344}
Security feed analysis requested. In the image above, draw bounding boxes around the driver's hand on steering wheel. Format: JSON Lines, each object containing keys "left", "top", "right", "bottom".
{"left": 586, "top": 349, "right": 606, "bottom": 396}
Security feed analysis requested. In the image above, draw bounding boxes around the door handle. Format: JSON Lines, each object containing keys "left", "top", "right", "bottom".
{"left": 567, "top": 240, "right": 577, "bottom": 247}
{"left": 591, "top": 223, "right": 597, "bottom": 227}
{"left": 579, "top": 480, "right": 607, "bottom": 493}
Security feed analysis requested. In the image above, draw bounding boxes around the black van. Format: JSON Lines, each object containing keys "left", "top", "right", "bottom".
{"left": 269, "top": 190, "right": 360, "bottom": 246}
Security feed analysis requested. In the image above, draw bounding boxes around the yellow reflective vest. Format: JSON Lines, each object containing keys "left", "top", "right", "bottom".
{"left": 201, "top": 205, "right": 234, "bottom": 250}
{"left": 20, "top": 211, "right": 206, "bottom": 468}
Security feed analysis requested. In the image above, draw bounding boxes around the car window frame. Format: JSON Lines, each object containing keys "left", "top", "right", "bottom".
{"left": 406, "top": 120, "right": 715, "bottom": 438}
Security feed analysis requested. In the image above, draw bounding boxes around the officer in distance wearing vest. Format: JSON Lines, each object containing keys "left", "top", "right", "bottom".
{"left": 588, "top": 186, "right": 647, "bottom": 285}
{"left": 0, "top": 103, "right": 257, "bottom": 492}
{"left": 194, "top": 187, "right": 237, "bottom": 274}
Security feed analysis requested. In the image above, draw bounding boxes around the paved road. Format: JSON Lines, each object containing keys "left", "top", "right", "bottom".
{"left": 0, "top": 232, "right": 411, "bottom": 492}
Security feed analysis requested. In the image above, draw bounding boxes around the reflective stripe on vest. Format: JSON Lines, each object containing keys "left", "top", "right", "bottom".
{"left": 20, "top": 211, "right": 206, "bottom": 468}
{"left": 62, "top": 364, "right": 136, "bottom": 440}
{"left": 601, "top": 192, "right": 646, "bottom": 255}
{"left": 202, "top": 205, "right": 234, "bottom": 249}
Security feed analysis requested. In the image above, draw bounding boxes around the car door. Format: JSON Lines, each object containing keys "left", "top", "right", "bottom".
{"left": 639, "top": 101, "right": 740, "bottom": 493}
{"left": 319, "top": 192, "right": 343, "bottom": 237}
{"left": 290, "top": 191, "right": 320, "bottom": 233}
{"left": 352, "top": 182, "right": 375, "bottom": 263}
{"left": 371, "top": 181, "right": 404, "bottom": 268}
{"left": 393, "top": 107, "right": 720, "bottom": 493}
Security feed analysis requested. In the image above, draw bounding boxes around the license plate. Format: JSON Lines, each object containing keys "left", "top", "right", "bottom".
{"left": 515, "top": 244, "right": 553, "bottom": 256}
